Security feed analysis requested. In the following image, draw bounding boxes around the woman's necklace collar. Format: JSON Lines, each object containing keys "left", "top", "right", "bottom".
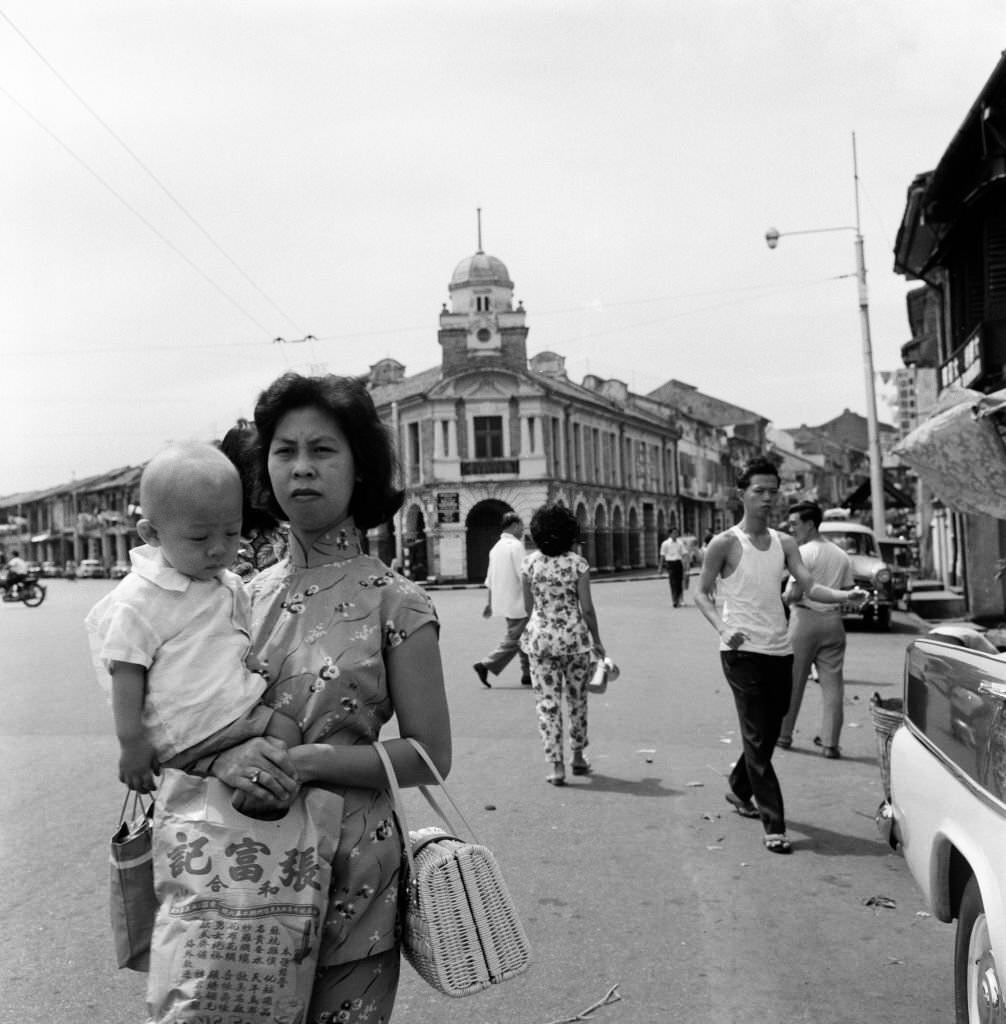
{"left": 288, "top": 516, "right": 364, "bottom": 568}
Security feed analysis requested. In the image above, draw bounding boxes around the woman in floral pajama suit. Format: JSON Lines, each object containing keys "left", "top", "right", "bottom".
{"left": 519, "top": 504, "right": 606, "bottom": 786}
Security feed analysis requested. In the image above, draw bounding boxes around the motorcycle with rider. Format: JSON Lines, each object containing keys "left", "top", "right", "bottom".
{"left": 2, "top": 551, "right": 46, "bottom": 607}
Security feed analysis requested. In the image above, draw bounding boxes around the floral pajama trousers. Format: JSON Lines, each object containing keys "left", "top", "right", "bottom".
{"left": 528, "top": 650, "right": 591, "bottom": 763}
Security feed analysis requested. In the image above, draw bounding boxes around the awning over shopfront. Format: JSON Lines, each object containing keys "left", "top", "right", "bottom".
{"left": 841, "top": 475, "right": 916, "bottom": 511}
{"left": 894, "top": 385, "right": 1006, "bottom": 518}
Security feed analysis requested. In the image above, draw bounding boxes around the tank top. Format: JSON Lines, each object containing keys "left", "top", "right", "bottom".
{"left": 718, "top": 525, "right": 791, "bottom": 655}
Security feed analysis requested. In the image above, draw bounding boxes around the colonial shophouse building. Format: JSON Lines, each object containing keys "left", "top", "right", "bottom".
{"left": 367, "top": 246, "right": 760, "bottom": 583}
{"left": 1, "top": 245, "right": 772, "bottom": 579}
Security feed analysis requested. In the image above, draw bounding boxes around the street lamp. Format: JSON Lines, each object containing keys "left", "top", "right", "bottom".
{"left": 765, "top": 132, "right": 886, "bottom": 536}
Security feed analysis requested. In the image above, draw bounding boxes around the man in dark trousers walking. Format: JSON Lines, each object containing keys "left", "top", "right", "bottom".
{"left": 473, "top": 511, "right": 532, "bottom": 688}
{"left": 694, "top": 457, "right": 865, "bottom": 855}
{"left": 659, "top": 528, "right": 686, "bottom": 607}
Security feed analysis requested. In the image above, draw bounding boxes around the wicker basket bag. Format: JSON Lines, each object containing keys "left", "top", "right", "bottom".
{"left": 374, "top": 739, "right": 532, "bottom": 997}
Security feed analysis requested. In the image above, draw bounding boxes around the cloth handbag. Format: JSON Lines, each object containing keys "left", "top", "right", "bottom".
{"left": 110, "top": 790, "right": 156, "bottom": 972}
{"left": 145, "top": 767, "right": 343, "bottom": 1024}
{"left": 374, "top": 738, "right": 531, "bottom": 998}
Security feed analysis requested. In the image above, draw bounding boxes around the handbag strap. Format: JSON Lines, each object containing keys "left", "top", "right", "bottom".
{"left": 406, "top": 737, "right": 479, "bottom": 841}
{"left": 118, "top": 788, "right": 153, "bottom": 824}
{"left": 374, "top": 739, "right": 480, "bottom": 881}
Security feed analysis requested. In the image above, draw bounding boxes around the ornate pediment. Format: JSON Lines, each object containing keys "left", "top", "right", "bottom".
{"left": 428, "top": 370, "right": 543, "bottom": 401}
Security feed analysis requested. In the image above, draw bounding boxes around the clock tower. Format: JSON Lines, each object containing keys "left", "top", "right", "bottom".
{"left": 438, "top": 242, "right": 528, "bottom": 375}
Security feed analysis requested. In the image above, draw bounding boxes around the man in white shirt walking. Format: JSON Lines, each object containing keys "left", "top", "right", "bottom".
{"left": 474, "top": 511, "right": 532, "bottom": 688}
{"left": 659, "top": 528, "right": 686, "bottom": 607}
{"left": 777, "top": 501, "right": 855, "bottom": 759}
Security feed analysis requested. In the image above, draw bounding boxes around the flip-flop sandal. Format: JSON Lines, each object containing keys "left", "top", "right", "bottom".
{"left": 763, "top": 833, "right": 792, "bottom": 854}
{"left": 725, "top": 792, "right": 760, "bottom": 818}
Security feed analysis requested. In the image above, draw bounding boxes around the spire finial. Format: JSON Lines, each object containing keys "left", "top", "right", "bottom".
{"left": 476, "top": 207, "right": 483, "bottom": 253}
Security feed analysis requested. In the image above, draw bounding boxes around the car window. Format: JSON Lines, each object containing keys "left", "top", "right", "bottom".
{"left": 824, "top": 531, "right": 876, "bottom": 557}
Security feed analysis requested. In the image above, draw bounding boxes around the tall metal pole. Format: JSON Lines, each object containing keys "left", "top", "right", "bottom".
{"left": 851, "top": 132, "right": 886, "bottom": 536}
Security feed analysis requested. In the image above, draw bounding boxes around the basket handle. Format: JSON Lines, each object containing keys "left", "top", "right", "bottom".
{"left": 374, "top": 739, "right": 480, "bottom": 878}
{"left": 374, "top": 740, "right": 417, "bottom": 882}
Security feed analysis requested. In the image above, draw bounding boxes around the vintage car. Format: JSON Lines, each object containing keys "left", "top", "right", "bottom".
{"left": 818, "top": 516, "right": 894, "bottom": 629}
{"left": 76, "top": 558, "right": 107, "bottom": 579}
{"left": 889, "top": 636, "right": 1006, "bottom": 1023}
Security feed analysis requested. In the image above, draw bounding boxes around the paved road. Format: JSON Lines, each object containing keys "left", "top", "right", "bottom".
{"left": 0, "top": 577, "right": 955, "bottom": 1023}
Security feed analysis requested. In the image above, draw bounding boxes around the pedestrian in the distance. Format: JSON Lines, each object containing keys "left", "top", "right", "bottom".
{"left": 659, "top": 527, "right": 686, "bottom": 607}
{"left": 694, "top": 457, "right": 866, "bottom": 855}
{"left": 777, "top": 501, "right": 854, "bottom": 759}
{"left": 519, "top": 504, "right": 605, "bottom": 786}
{"left": 473, "top": 511, "right": 532, "bottom": 688}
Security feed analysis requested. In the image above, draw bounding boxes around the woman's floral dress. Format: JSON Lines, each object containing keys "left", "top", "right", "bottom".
{"left": 518, "top": 550, "right": 594, "bottom": 763}
{"left": 246, "top": 523, "right": 437, "bottom": 968}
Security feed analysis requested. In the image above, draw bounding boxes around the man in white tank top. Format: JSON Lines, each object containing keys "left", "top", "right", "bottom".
{"left": 694, "top": 458, "right": 866, "bottom": 855}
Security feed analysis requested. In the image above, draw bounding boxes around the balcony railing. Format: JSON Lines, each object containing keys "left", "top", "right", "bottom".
{"left": 460, "top": 458, "right": 519, "bottom": 476}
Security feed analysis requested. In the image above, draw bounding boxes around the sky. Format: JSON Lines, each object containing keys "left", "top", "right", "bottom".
{"left": 4, "top": 1, "right": 1004, "bottom": 496}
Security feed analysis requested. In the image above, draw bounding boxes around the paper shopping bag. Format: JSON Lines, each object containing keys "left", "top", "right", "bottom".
{"left": 146, "top": 768, "right": 343, "bottom": 1024}
{"left": 109, "top": 791, "right": 156, "bottom": 972}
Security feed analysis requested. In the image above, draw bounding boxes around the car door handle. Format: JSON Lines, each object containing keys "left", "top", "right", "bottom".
{"left": 978, "top": 681, "right": 1006, "bottom": 700}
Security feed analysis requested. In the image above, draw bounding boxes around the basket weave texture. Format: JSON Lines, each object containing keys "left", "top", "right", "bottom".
{"left": 404, "top": 828, "right": 531, "bottom": 997}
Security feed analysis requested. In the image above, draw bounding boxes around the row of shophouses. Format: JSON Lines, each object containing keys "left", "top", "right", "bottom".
{"left": 0, "top": 233, "right": 900, "bottom": 585}
{"left": 32, "top": 43, "right": 1006, "bottom": 591}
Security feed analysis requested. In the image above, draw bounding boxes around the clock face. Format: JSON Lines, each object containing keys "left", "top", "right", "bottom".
{"left": 468, "top": 316, "right": 500, "bottom": 350}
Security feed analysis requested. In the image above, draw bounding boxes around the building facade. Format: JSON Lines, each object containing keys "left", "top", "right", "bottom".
{"left": 893, "top": 51, "right": 1006, "bottom": 618}
{"left": 368, "top": 247, "right": 745, "bottom": 583}
{"left": 3, "top": 244, "right": 861, "bottom": 579}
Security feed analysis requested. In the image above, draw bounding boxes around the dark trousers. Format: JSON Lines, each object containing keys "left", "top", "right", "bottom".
{"left": 483, "top": 616, "right": 531, "bottom": 680}
{"left": 720, "top": 650, "right": 794, "bottom": 834}
{"left": 666, "top": 561, "right": 684, "bottom": 606}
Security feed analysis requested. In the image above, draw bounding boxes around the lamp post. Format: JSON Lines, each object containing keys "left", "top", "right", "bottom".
{"left": 765, "top": 132, "right": 886, "bottom": 536}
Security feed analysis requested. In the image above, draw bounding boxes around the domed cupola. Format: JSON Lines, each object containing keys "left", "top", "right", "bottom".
{"left": 449, "top": 251, "right": 514, "bottom": 291}
{"left": 438, "top": 214, "right": 529, "bottom": 374}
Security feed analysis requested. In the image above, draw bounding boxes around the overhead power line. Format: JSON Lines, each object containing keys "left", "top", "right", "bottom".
{"left": 0, "top": 9, "right": 305, "bottom": 336}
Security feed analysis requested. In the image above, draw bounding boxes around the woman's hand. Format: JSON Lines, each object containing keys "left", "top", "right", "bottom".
{"left": 210, "top": 736, "right": 299, "bottom": 808}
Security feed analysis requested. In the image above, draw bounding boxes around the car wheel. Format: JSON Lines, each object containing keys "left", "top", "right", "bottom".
{"left": 954, "top": 875, "right": 1003, "bottom": 1023}
{"left": 876, "top": 606, "right": 891, "bottom": 631}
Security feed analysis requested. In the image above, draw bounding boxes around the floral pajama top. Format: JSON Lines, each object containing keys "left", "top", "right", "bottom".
{"left": 246, "top": 525, "right": 437, "bottom": 967}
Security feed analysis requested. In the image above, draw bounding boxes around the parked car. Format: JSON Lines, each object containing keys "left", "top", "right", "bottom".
{"left": 818, "top": 512, "right": 894, "bottom": 629}
{"left": 889, "top": 636, "right": 1006, "bottom": 1022}
{"left": 878, "top": 537, "right": 920, "bottom": 608}
{"left": 40, "top": 561, "right": 62, "bottom": 578}
{"left": 26, "top": 562, "right": 42, "bottom": 577}
{"left": 110, "top": 561, "right": 131, "bottom": 579}
{"left": 76, "top": 559, "right": 107, "bottom": 579}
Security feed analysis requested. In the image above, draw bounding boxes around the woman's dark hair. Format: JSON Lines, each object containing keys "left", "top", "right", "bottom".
{"left": 219, "top": 419, "right": 281, "bottom": 537}
{"left": 736, "top": 455, "right": 781, "bottom": 490}
{"left": 253, "top": 372, "right": 404, "bottom": 530}
{"left": 529, "top": 503, "right": 580, "bottom": 557}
